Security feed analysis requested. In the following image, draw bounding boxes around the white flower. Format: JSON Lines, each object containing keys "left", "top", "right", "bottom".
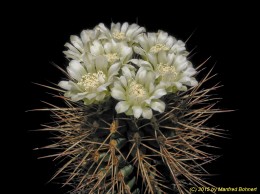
{"left": 58, "top": 56, "right": 120, "bottom": 105}
{"left": 111, "top": 67, "right": 167, "bottom": 119}
{"left": 96, "top": 22, "right": 146, "bottom": 44}
{"left": 89, "top": 40, "right": 133, "bottom": 65}
{"left": 59, "top": 22, "right": 199, "bottom": 116}
{"left": 63, "top": 29, "right": 100, "bottom": 62}
{"left": 131, "top": 53, "right": 198, "bottom": 92}
{"left": 134, "top": 30, "right": 188, "bottom": 56}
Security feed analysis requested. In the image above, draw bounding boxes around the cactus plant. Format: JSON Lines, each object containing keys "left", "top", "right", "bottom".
{"left": 36, "top": 22, "right": 225, "bottom": 194}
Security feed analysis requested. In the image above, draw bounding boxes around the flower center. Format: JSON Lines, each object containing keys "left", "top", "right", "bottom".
{"left": 128, "top": 81, "right": 147, "bottom": 103}
{"left": 78, "top": 71, "right": 106, "bottom": 92}
{"left": 112, "top": 31, "right": 126, "bottom": 40}
{"left": 157, "top": 63, "right": 177, "bottom": 81}
{"left": 105, "top": 53, "right": 120, "bottom": 63}
{"left": 150, "top": 44, "right": 169, "bottom": 53}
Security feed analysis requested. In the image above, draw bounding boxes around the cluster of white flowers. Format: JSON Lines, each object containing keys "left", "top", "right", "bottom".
{"left": 59, "top": 22, "right": 198, "bottom": 119}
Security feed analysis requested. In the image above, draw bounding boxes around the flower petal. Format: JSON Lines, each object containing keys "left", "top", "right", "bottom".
{"left": 111, "top": 88, "right": 126, "bottom": 100}
{"left": 120, "top": 46, "right": 133, "bottom": 62}
{"left": 137, "top": 34, "right": 149, "bottom": 51}
{"left": 90, "top": 40, "right": 103, "bottom": 56}
{"left": 96, "top": 92, "right": 106, "bottom": 101}
{"left": 108, "top": 62, "right": 120, "bottom": 77}
{"left": 151, "top": 100, "right": 165, "bottom": 113}
{"left": 157, "top": 31, "right": 168, "bottom": 43}
{"left": 58, "top": 81, "right": 72, "bottom": 90}
{"left": 122, "top": 66, "right": 133, "bottom": 79}
{"left": 64, "top": 43, "right": 81, "bottom": 54}
{"left": 136, "top": 69, "right": 148, "bottom": 85}
{"left": 142, "top": 107, "right": 153, "bottom": 119}
{"left": 71, "top": 92, "right": 88, "bottom": 101}
{"left": 115, "top": 101, "right": 130, "bottom": 113}
{"left": 147, "top": 53, "right": 157, "bottom": 66}
{"left": 132, "top": 106, "right": 143, "bottom": 118}
{"left": 86, "top": 93, "right": 97, "bottom": 99}
{"left": 119, "top": 76, "right": 128, "bottom": 88}
{"left": 95, "top": 56, "right": 108, "bottom": 72}
{"left": 152, "top": 88, "right": 167, "bottom": 99}
{"left": 121, "top": 22, "right": 129, "bottom": 33}
{"left": 97, "top": 85, "right": 108, "bottom": 92}
{"left": 70, "top": 35, "right": 84, "bottom": 52}
{"left": 67, "top": 60, "right": 86, "bottom": 80}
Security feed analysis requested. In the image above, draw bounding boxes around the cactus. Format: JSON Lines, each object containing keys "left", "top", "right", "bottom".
{"left": 36, "top": 22, "right": 225, "bottom": 194}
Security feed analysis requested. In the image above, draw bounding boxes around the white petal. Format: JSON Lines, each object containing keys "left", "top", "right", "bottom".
{"left": 166, "top": 36, "right": 176, "bottom": 48}
{"left": 119, "top": 76, "right": 128, "bottom": 88}
{"left": 183, "top": 66, "right": 197, "bottom": 76}
{"left": 131, "top": 27, "right": 146, "bottom": 39}
{"left": 108, "top": 62, "right": 120, "bottom": 76}
{"left": 147, "top": 53, "right": 157, "bottom": 66}
{"left": 152, "top": 88, "right": 167, "bottom": 99}
{"left": 158, "top": 51, "right": 167, "bottom": 63}
{"left": 91, "top": 40, "right": 104, "bottom": 56}
{"left": 111, "top": 22, "right": 121, "bottom": 32}
{"left": 133, "top": 46, "right": 145, "bottom": 56}
{"left": 97, "top": 85, "right": 108, "bottom": 92}
{"left": 84, "top": 62, "right": 95, "bottom": 73}
{"left": 144, "top": 71, "right": 156, "bottom": 88}
{"left": 126, "top": 24, "right": 139, "bottom": 37}
{"left": 104, "top": 42, "right": 112, "bottom": 53}
{"left": 173, "top": 82, "right": 183, "bottom": 89}
{"left": 64, "top": 43, "right": 81, "bottom": 54}
{"left": 70, "top": 35, "right": 84, "bottom": 52}
{"left": 167, "top": 53, "right": 175, "bottom": 65}
{"left": 130, "top": 59, "right": 140, "bottom": 65}
{"left": 63, "top": 50, "right": 81, "bottom": 60}
{"left": 137, "top": 35, "right": 149, "bottom": 51}
{"left": 142, "top": 108, "right": 153, "bottom": 119}
{"left": 132, "top": 106, "right": 143, "bottom": 118}
{"left": 115, "top": 101, "right": 130, "bottom": 113}
{"left": 136, "top": 69, "right": 147, "bottom": 84}
{"left": 67, "top": 60, "right": 86, "bottom": 80}
{"left": 121, "top": 22, "right": 129, "bottom": 33}
{"left": 175, "top": 55, "right": 188, "bottom": 71}
{"left": 58, "top": 81, "right": 71, "bottom": 90}
{"left": 149, "top": 82, "right": 155, "bottom": 93}
{"left": 179, "top": 76, "right": 191, "bottom": 83}
{"left": 80, "top": 30, "right": 91, "bottom": 44}
{"left": 96, "top": 92, "right": 106, "bottom": 101}
{"left": 113, "top": 81, "right": 125, "bottom": 92}
{"left": 147, "top": 33, "right": 157, "bottom": 47}
{"left": 190, "top": 79, "right": 198, "bottom": 86}
{"left": 157, "top": 31, "right": 168, "bottom": 43}
{"left": 86, "top": 93, "right": 97, "bottom": 99}
{"left": 111, "top": 88, "right": 126, "bottom": 100}
{"left": 120, "top": 46, "right": 133, "bottom": 62}
{"left": 122, "top": 66, "right": 133, "bottom": 78}
{"left": 186, "top": 77, "right": 198, "bottom": 86}
{"left": 71, "top": 92, "right": 88, "bottom": 101}
{"left": 151, "top": 101, "right": 165, "bottom": 113}
{"left": 95, "top": 56, "right": 108, "bottom": 72}
{"left": 96, "top": 23, "right": 110, "bottom": 37}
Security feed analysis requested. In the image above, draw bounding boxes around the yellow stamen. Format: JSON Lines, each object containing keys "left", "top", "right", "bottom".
{"left": 150, "top": 43, "right": 169, "bottom": 53}
{"left": 112, "top": 31, "right": 126, "bottom": 40}
{"left": 78, "top": 71, "right": 106, "bottom": 92}
{"left": 105, "top": 53, "right": 119, "bottom": 63}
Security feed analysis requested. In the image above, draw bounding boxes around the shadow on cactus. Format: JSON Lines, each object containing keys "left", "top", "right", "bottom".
{"left": 35, "top": 22, "right": 226, "bottom": 194}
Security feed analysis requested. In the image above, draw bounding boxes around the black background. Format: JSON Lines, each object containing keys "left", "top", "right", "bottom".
{"left": 9, "top": 2, "right": 259, "bottom": 193}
